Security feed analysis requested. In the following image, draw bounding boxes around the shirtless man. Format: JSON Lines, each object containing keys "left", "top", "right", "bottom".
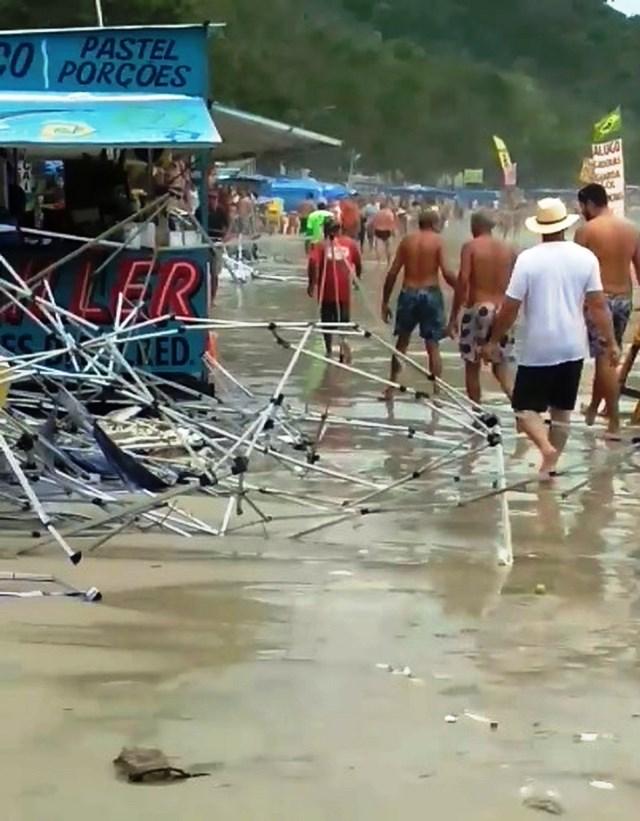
{"left": 298, "top": 193, "right": 315, "bottom": 237}
{"left": 381, "top": 210, "right": 455, "bottom": 399}
{"left": 575, "top": 183, "right": 640, "bottom": 437}
{"left": 372, "top": 201, "right": 397, "bottom": 265}
{"left": 447, "top": 211, "right": 516, "bottom": 403}
{"left": 238, "top": 191, "right": 255, "bottom": 235}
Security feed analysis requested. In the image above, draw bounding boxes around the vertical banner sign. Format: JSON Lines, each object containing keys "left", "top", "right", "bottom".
{"left": 492, "top": 135, "right": 516, "bottom": 186}
{"left": 503, "top": 162, "right": 517, "bottom": 187}
{"left": 591, "top": 107, "right": 624, "bottom": 218}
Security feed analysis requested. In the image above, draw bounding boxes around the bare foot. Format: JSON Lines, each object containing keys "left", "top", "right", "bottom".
{"left": 581, "top": 402, "right": 608, "bottom": 425}
{"left": 603, "top": 430, "right": 622, "bottom": 442}
{"left": 538, "top": 446, "right": 559, "bottom": 482}
{"left": 583, "top": 405, "right": 597, "bottom": 427}
{"left": 339, "top": 343, "right": 352, "bottom": 365}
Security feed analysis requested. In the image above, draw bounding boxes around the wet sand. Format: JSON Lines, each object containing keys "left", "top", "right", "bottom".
{"left": 2, "top": 228, "right": 640, "bottom": 819}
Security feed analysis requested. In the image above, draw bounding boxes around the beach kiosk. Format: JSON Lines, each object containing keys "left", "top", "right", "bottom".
{"left": 0, "top": 24, "right": 221, "bottom": 381}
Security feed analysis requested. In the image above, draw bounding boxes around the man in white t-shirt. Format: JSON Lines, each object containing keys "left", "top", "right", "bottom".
{"left": 484, "top": 198, "right": 617, "bottom": 479}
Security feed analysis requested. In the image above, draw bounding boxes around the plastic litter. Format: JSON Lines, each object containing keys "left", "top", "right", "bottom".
{"left": 376, "top": 663, "right": 414, "bottom": 678}
{"left": 392, "top": 665, "right": 413, "bottom": 677}
{"left": 520, "top": 783, "right": 564, "bottom": 815}
{"left": 589, "top": 780, "right": 614, "bottom": 790}
{"left": 463, "top": 710, "right": 497, "bottom": 729}
{"left": 113, "top": 747, "right": 210, "bottom": 784}
{"left": 573, "top": 732, "right": 616, "bottom": 743}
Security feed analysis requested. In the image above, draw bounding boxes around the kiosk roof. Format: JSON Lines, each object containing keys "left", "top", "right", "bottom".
{"left": 0, "top": 91, "right": 220, "bottom": 150}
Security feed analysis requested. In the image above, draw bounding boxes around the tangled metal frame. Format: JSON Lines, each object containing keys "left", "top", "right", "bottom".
{"left": 4, "top": 201, "right": 636, "bottom": 593}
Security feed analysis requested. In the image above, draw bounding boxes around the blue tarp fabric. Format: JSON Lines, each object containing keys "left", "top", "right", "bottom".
{"left": 0, "top": 91, "right": 220, "bottom": 149}
{"left": 262, "top": 178, "right": 349, "bottom": 211}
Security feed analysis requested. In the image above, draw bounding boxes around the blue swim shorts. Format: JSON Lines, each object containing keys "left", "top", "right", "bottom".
{"left": 394, "top": 286, "right": 445, "bottom": 342}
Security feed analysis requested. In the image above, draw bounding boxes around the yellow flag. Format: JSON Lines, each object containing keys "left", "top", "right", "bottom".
{"left": 492, "top": 135, "right": 512, "bottom": 172}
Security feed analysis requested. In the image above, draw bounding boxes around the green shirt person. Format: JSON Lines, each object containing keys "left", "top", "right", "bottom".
{"left": 306, "top": 201, "right": 333, "bottom": 245}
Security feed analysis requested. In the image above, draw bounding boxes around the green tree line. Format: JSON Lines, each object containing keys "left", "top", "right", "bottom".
{"left": 0, "top": 0, "right": 636, "bottom": 184}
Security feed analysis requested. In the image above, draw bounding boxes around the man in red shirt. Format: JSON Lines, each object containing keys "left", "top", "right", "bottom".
{"left": 308, "top": 219, "right": 362, "bottom": 360}
{"left": 339, "top": 197, "right": 361, "bottom": 240}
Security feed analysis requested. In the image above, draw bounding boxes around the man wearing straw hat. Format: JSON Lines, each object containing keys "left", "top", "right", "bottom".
{"left": 484, "top": 198, "right": 618, "bottom": 479}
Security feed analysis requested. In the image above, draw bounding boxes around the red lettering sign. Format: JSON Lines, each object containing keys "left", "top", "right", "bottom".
{"left": 0, "top": 260, "right": 55, "bottom": 325}
{"left": 68, "top": 260, "right": 111, "bottom": 323}
{"left": 112, "top": 259, "right": 152, "bottom": 317}
{"left": 0, "top": 252, "right": 203, "bottom": 329}
{"left": 149, "top": 260, "right": 200, "bottom": 318}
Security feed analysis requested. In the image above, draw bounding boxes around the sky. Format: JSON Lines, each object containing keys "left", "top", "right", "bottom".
{"left": 609, "top": 0, "right": 640, "bottom": 15}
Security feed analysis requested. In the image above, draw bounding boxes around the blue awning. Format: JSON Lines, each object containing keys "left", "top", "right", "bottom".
{"left": 0, "top": 91, "right": 220, "bottom": 150}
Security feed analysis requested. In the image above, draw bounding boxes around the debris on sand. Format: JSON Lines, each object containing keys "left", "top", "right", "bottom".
{"left": 521, "top": 783, "right": 564, "bottom": 815}
{"left": 573, "top": 732, "right": 616, "bottom": 743}
{"left": 589, "top": 780, "right": 614, "bottom": 790}
{"left": 375, "top": 663, "right": 425, "bottom": 686}
{"left": 376, "top": 663, "right": 413, "bottom": 677}
{"left": 523, "top": 796, "right": 564, "bottom": 815}
{"left": 463, "top": 710, "right": 496, "bottom": 727}
{"left": 113, "top": 747, "right": 210, "bottom": 784}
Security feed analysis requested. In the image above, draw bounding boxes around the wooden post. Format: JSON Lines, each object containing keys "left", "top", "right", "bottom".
{"left": 620, "top": 323, "right": 640, "bottom": 424}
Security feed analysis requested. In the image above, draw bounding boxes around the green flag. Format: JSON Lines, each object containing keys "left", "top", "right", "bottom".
{"left": 593, "top": 106, "right": 622, "bottom": 143}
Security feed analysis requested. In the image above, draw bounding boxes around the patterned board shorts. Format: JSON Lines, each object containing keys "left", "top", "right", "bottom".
{"left": 394, "top": 286, "right": 445, "bottom": 342}
{"left": 459, "top": 302, "right": 515, "bottom": 364}
{"left": 587, "top": 294, "right": 632, "bottom": 357}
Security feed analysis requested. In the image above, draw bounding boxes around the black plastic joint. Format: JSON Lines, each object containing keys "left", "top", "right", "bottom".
{"left": 231, "top": 456, "right": 249, "bottom": 475}
{"left": 481, "top": 413, "right": 499, "bottom": 429}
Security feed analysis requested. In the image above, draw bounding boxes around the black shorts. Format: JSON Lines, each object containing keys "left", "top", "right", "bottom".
{"left": 512, "top": 360, "right": 583, "bottom": 413}
{"left": 375, "top": 229, "right": 392, "bottom": 242}
{"left": 320, "top": 302, "right": 350, "bottom": 324}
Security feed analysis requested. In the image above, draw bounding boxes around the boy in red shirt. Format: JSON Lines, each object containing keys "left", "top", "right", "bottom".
{"left": 308, "top": 219, "right": 362, "bottom": 360}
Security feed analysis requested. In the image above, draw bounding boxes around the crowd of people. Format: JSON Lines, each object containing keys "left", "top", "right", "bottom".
{"left": 207, "top": 182, "right": 462, "bottom": 250}
{"left": 305, "top": 183, "right": 640, "bottom": 481}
